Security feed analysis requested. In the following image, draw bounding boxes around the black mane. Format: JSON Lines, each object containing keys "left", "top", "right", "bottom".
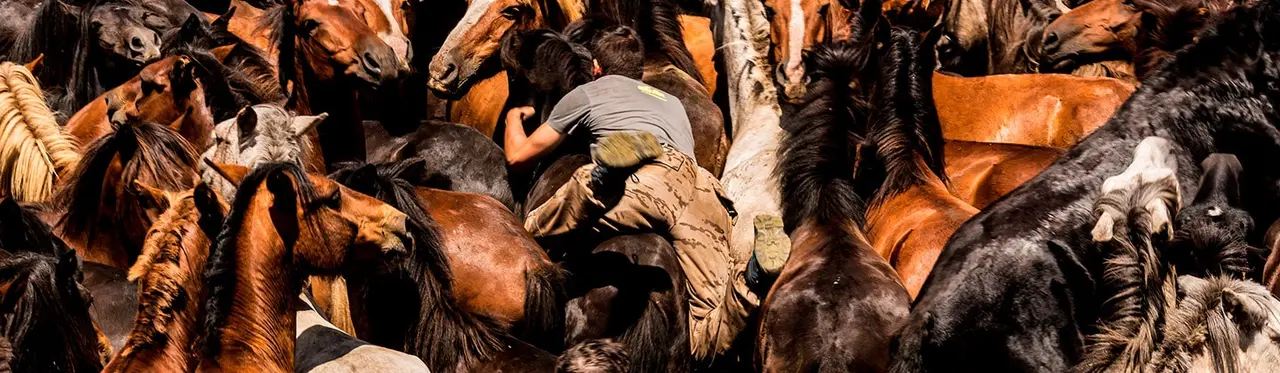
{"left": 260, "top": 3, "right": 297, "bottom": 96}
{"left": 54, "top": 119, "right": 199, "bottom": 259}
{"left": 1132, "top": 0, "right": 1241, "bottom": 79}
{"left": 329, "top": 159, "right": 506, "bottom": 372}
{"left": 777, "top": 41, "right": 875, "bottom": 231}
{"left": 201, "top": 162, "right": 317, "bottom": 358}
{"left": 9, "top": 0, "right": 85, "bottom": 111}
{"left": 860, "top": 27, "right": 949, "bottom": 204}
{"left": 0, "top": 199, "right": 70, "bottom": 257}
{"left": 162, "top": 14, "right": 281, "bottom": 115}
{"left": 500, "top": 29, "right": 595, "bottom": 114}
{"left": 566, "top": 0, "right": 703, "bottom": 83}
{"left": 0, "top": 251, "right": 103, "bottom": 373}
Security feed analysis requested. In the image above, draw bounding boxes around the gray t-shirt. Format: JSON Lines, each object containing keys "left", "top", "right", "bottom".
{"left": 546, "top": 75, "right": 697, "bottom": 163}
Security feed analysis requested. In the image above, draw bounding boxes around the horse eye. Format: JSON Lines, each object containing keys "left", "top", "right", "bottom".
{"left": 501, "top": 6, "right": 522, "bottom": 20}
{"left": 300, "top": 19, "right": 321, "bottom": 36}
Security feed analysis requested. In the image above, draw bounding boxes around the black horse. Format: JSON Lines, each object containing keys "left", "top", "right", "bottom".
{"left": 891, "top": 1, "right": 1280, "bottom": 371}
{"left": 0, "top": 251, "right": 104, "bottom": 373}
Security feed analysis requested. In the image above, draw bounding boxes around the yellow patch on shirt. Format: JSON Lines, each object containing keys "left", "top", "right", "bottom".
{"left": 637, "top": 85, "right": 668, "bottom": 101}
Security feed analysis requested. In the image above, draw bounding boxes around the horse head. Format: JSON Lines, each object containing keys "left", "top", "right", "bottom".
{"left": 428, "top": 0, "right": 575, "bottom": 97}
{"left": 278, "top": 0, "right": 400, "bottom": 91}
{"left": 1040, "top": 0, "right": 1141, "bottom": 72}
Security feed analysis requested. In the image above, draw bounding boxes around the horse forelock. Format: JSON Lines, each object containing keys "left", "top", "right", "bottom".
{"left": 0, "top": 62, "right": 82, "bottom": 202}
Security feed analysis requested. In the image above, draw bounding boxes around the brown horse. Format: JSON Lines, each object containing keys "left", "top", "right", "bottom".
{"left": 264, "top": 0, "right": 400, "bottom": 166}
{"left": 0, "top": 250, "right": 108, "bottom": 373}
{"left": 855, "top": 26, "right": 979, "bottom": 298}
{"left": 102, "top": 183, "right": 226, "bottom": 373}
{"left": 1040, "top": 0, "right": 1244, "bottom": 81}
{"left": 758, "top": 40, "right": 909, "bottom": 371}
{"left": 933, "top": 71, "right": 1135, "bottom": 148}
{"left": 329, "top": 160, "right": 560, "bottom": 372}
{"left": 196, "top": 162, "right": 411, "bottom": 373}
{"left": 943, "top": 140, "right": 1064, "bottom": 209}
{"left": 53, "top": 118, "right": 200, "bottom": 269}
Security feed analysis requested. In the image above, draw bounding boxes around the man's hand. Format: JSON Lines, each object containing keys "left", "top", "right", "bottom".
{"left": 508, "top": 106, "right": 536, "bottom": 122}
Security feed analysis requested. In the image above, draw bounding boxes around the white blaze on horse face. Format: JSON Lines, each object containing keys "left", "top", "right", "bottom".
{"left": 329, "top": 0, "right": 340, "bottom": 6}
{"left": 784, "top": 0, "right": 805, "bottom": 84}
{"left": 372, "top": 0, "right": 412, "bottom": 68}
{"left": 431, "top": 0, "right": 499, "bottom": 84}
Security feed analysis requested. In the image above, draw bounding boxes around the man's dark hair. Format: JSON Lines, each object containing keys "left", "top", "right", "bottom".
{"left": 592, "top": 26, "right": 645, "bottom": 79}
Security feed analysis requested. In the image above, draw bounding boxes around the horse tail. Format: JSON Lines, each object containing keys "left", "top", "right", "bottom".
{"left": 619, "top": 277, "right": 689, "bottom": 372}
{"left": 518, "top": 261, "right": 568, "bottom": 351}
{"left": 0, "top": 62, "right": 81, "bottom": 202}
{"left": 777, "top": 41, "right": 873, "bottom": 230}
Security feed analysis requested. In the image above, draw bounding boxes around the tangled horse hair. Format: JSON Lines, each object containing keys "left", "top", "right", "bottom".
{"left": 1132, "top": 0, "right": 1248, "bottom": 79}
{"left": 162, "top": 12, "right": 284, "bottom": 105}
{"left": 562, "top": 0, "right": 701, "bottom": 84}
{"left": 1167, "top": 154, "right": 1257, "bottom": 278}
{"left": 557, "top": 339, "right": 630, "bottom": 373}
{"left": 1077, "top": 137, "right": 1182, "bottom": 373}
{"left": 1148, "top": 275, "right": 1280, "bottom": 373}
{"left": 54, "top": 118, "right": 199, "bottom": 263}
{"left": 500, "top": 29, "right": 595, "bottom": 115}
{"left": 329, "top": 159, "right": 507, "bottom": 372}
{"left": 0, "top": 251, "right": 104, "bottom": 373}
{"left": 0, "top": 62, "right": 81, "bottom": 202}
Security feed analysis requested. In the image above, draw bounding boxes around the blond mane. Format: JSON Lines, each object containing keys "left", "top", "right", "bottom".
{"left": 118, "top": 189, "right": 224, "bottom": 356}
{"left": 0, "top": 62, "right": 81, "bottom": 202}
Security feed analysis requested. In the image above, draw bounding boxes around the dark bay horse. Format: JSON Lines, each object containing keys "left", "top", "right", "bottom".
{"left": 195, "top": 162, "right": 412, "bottom": 372}
{"left": 936, "top": 0, "right": 1068, "bottom": 75}
{"left": 0, "top": 251, "right": 106, "bottom": 373}
{"left": 329, "top": 160, "right": 559, "bottom": 372}
{"left": 363, "top": 120, "right": 517, "bottom": 211}
{"left": 264, "top": 0, "right": 400, "bottom": 166}
{"left": 54, "top": 118, "right": 200, "bottom": 269}
{"left": 758, "top": 40, "right": 909, "bottom": 371}
{"left": 9, "top": 0, "right": 174, "bottom": 115}
{"left": 102, "top": 183, "right": 225, "bottom": 373}
{"left": 0, "top": 0, "right": 41, "bottom": 58}
{"left": 856, "top": 26, "right": 978, "bottom": 298}
{"left": 891, "top": 2, "right": 1280, "bottom": 370}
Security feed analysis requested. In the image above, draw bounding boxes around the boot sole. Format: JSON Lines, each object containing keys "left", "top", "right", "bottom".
{"left": 753, "top": 214, "right": 791, "bottom": 274}
{"left": 593, "top": 132, "right": 663, "bottom": 169}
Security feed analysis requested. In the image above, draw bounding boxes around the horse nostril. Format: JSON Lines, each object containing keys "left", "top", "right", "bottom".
{"left": 131, "top": 36, "right": 144, "bottom": 50}
{"left": 1043, "top": 32, "right": 1060, "bottom": 51}
{"left": 439, "top": 63, "right": 458, "bottom": 82}
{"left": 363, "top": 52, "right": 382, "bottom": 71}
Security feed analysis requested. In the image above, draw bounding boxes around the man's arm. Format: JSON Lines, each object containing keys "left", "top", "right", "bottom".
{"left": 504, "top": 106, "right": 566, "bottom": 172}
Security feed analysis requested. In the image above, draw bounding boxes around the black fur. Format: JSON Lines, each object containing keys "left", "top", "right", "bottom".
{"left": 891, "top": 1, "right": 1280, "bottom": 370}
{"left": 0, "top": 251, "right": 103, "bottom": 373}
{"left": 1168, "top": 154, "right": 1256, "bottom": 278}
{"left": 563, "top": 0, "right": 703, "bottom": 84}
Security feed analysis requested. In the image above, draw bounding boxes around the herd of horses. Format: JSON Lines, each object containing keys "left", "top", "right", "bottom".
{"left": 0, "top": 0, "right": 1276, "bottom": 370}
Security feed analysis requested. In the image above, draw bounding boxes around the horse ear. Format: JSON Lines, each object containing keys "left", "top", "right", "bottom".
{"left": 236, "top": 107, "right": 259, "bottom": 142}
{"left": 923, "top": 0, "right": 947, "bottom": 28}
{"left": 132, "top": 180, "right": 172, "bottom": 216}
{"left": 56, "top": 249, "right": 81, "bottom": 283}
{"left": 23, "top": 54, "right": 44, "bottom": 73}
{"left": 265, "top": 170, "right": 300, "bottom": 248}
{"left": 193, "top": 183, "right": 221, "bottom": 215}
{"left": 204, "top": 160, "right": 250, "bottom": 187}
{"left": 213, "top": 6, "right": 237, "bottom": 31}
{"left": 292, "top": 113, "right": 328, "bottom": 137}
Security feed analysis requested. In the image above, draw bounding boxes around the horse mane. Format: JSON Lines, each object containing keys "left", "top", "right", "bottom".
{"left": 862, "top": 27, "right": 948, "bottom": 205}
{"left": 1076, "top": 170, "right": 1181, "bottom": 373}
{"left": 1151, "top": 276, "right": 1280, "bottom": 373}
{"left": 1167, "top": 205, "right": 1254, "bottom": 279}
{"left": 165, "top": 46, "right": 261, "bottom": 122}
{"left": 9, "top": 0, "right": 83, "bottom": 112}
{"left": 0, "top": 62, "right": 82, "bottom": 202}
{"left": 1132, "top": 0, "right": 1238, "bottom": 79}
{"left": 259, "top": 3, "right": 297, "bottom": 96}
{"left": 54, "top": 119, "right": 199, "bottom": 252}
{"left": 0, "top": 251, "right": 103, "bottom": 373}
{"left": 164, "top": 13, "right": 284, "bottom": 104}
{"left": 573, "top": 0, "right": 703, "bottom": 83}
{"left": 201, "top": 162, "right": 317, "bottom": 358}
{"left": 500, "top": 29, "right": 595, "bottom": 111}
{"left": 776, "top": 41, "right": 873, "bottom": 231}
{"left": 120, "top": 184, "right": 225, "bottom": 355}
{"left": 329, "top": 160, "right": 506, "bottom": 372}
{"left": 0, "top": 199, "right": 70, "bottom": 256}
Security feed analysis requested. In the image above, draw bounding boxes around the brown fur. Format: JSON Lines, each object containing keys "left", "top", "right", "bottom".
{"left": 943, "top": 140, "right": 1064, "bottom": 209}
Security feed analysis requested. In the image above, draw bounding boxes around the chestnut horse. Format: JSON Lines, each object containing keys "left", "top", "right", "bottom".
{"left": 330, "top": 160, "right": 560, "bottom": 372}
{"left": 943, "top": 140, "right": 1064, "bottom": 209}
{"left": 855, "top": 26, "right": 978, "bottom": 298}
{"left": 102, "top": 183, "right": 226, "bottom": 373}
{"left": 195, "top": 162, "right": 413, "bottom": 372}
{"left": 264, "top": 0, "right": 400, "bottom": 166}
{"left": 1040, "top": 0, "right": 1245, "bottom": 81}
{"left": 53, "top": 118, "right": 200, "bottom": 269}
{"left": 933, "top": 71, "right": 1135, "bottom": 148}
{"left": 758, "top": 40, "right": 909, "bottom": 371}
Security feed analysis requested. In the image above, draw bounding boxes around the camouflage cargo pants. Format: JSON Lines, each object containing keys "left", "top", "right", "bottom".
{"left": 523, "top": 148, "right": 753, "bottom": 360}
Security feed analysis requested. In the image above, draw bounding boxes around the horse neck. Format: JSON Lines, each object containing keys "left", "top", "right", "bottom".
{"left": 107, "top": 241, "right": 211, "bottom": 372}
{"left": 208, "top": 208, "right": 297, "bottom": 373}
{"left": 289, "top": 62, "right": 364, "bottom": 166}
